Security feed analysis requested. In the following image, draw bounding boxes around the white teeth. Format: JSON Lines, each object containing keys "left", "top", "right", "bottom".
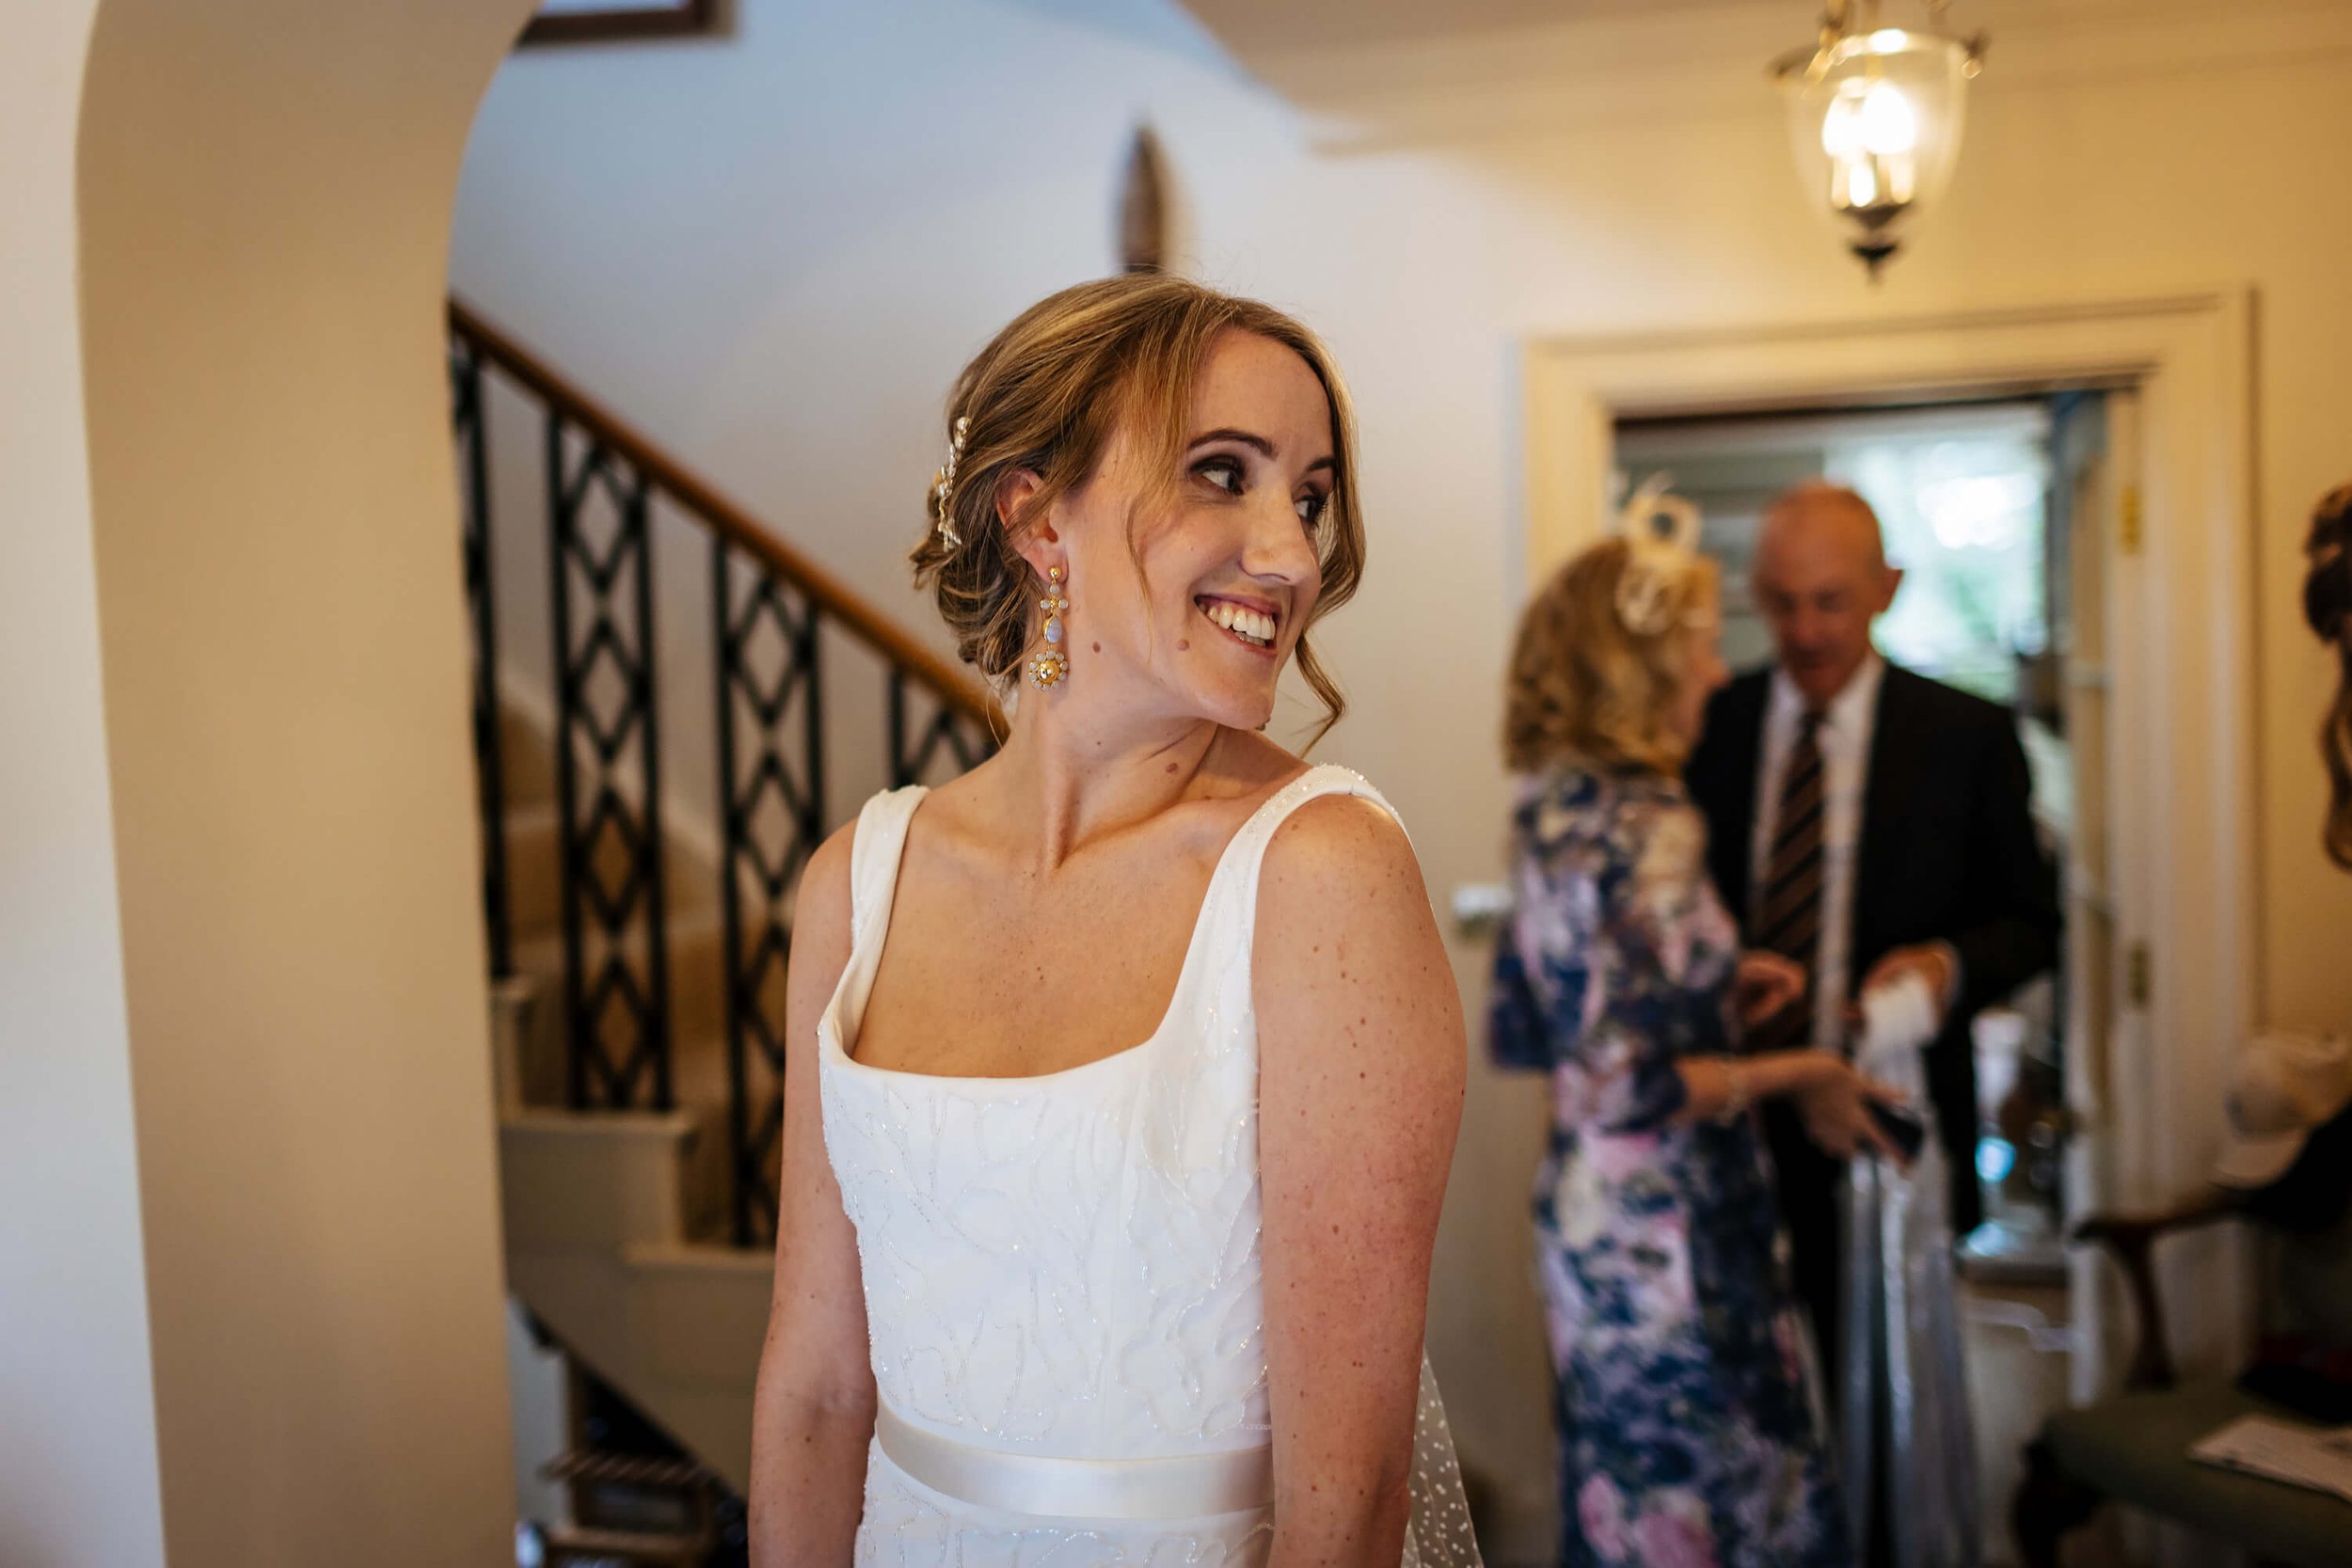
{"left": 1200, "top": 600, "right": 1275, "bottom": 645}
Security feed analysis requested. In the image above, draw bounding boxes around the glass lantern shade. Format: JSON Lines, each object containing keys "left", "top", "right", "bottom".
{"left": 1775, "top": 26, "right": 1980, "bottom": 273}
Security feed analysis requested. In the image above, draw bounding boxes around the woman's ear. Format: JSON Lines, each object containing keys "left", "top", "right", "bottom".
{"left": 998, "top": 469, "right": 1065, "bottom": 579}
{"left": 994, "top": 467, "right": 1041, "bottom": 532}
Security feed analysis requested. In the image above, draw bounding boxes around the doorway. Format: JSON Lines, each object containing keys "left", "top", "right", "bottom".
{"left": 1613, "top": 389, "right": 2132, "bottom": 1558}
{"left": 1524, "top": 293, "right": 2256, "bottom": 1357}
{"left": 1524, "top": 291, "right": 2255, "bottom": 1565}
{"left": 1614, "top": 390, "right": 2128, "bottom": 1245}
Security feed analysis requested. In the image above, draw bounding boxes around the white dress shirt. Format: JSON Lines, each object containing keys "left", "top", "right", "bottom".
{"left": 1749, "top": 654, "right": 1885, "bottom": 1055}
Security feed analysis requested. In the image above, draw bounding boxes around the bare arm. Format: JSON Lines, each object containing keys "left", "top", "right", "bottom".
{"left": 1255, "top": 797, "right": 1466, "bottom": 1568}
{"left": 1670, "top": 950, "right": 1908, "bottom": 1157}
{"left": 749, "top": 824, "right": 875, "bottom": 1568}
{"left": 1671, "top": 1051, "right": 1906, "bottom": 1164}
{"left": 1673, "top": 1049, "right": 1837, "bottom": 1122}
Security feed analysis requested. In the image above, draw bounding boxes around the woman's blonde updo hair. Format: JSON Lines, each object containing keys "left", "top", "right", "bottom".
{"left": 911, "top": 275, "right": 1365, "bottom": 735}
{"left": 1502, "top": 537, "right": 1718, "bottom": 776}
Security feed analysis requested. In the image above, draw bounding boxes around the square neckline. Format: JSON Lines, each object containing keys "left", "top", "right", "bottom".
{"left": 819, "top": 765, "right": 1345, "bottom": 1087}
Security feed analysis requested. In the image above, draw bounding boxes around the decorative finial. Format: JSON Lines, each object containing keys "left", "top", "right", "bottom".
{"left": 1119, "top": 125, "right": 1168, "bottom": 275}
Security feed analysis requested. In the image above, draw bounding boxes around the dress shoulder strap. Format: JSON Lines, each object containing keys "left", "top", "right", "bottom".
{"left": 1147, "top": 762, "right": 1410, "bottom": 1056}
{"left": 845, "top": 784, "right": 928, "bottom": 942}
{"left": 1213, "top": 763, "right": 1407, "bottom": 940}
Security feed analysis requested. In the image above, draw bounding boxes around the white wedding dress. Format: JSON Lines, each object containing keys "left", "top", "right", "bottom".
{"left": 818, "top": 764, "right": 1481, "bottom": 1568}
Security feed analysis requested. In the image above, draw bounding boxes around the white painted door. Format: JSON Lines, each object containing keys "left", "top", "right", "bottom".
{"left": 2057, "top": 385, "right": 2148, "bottom": 1404}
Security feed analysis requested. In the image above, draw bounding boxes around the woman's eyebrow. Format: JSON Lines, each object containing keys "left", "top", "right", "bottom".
{"left": 1187, "top": 427, "right": 1276, "bottom": 456}
{"left": 1188, "top": 427, "right": 1338, "bottom": 475}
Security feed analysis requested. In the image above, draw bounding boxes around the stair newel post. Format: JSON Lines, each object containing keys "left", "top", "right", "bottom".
{"left": 712, "top": 537, "right": 751, "bottom": 1244}
{"left": 549, "top": 415, "right": 672, "bottom": 1113}
{"left": 800, "top": 615, "right": 828, "bottom": 850}
{"left": 773, "top": 594, "right": 825, "bottom": 1238}
{"left": 800, "top": 609, "right": 825, "bottom": 879}
{"left": 547, "top": 410, "right": 590, "bottom": 1111}
{"left": 629, "top": 469, "right": 674, "bottom": 1114}
{"left": 452, "top": 336, "right": 513, "bottom": 979}
{"left": 714, "top": 551, "right": 828, "bottom": 1243}
{"left": 887, "top": 667, "right": 910, "bottom": 789}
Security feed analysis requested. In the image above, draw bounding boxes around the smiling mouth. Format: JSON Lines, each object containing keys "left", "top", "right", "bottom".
{"left": 1195, "top": 595, "right": 1279, "bottom": 651}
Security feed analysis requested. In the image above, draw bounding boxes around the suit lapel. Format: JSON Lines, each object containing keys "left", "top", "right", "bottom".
{"left": 1855, "top": 664, "right": 1928, "bottom": 953}
{"left": 1709, "top": 672, "right": 1771, "bottom": 920}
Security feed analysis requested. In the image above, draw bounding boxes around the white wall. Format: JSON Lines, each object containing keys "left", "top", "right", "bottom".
{"left": 21, "top": 0, "right": 540, "bottom": 1560}
{"left": 450, "top": 0, "right": 2352, "bottom": 1543}
{"left": 0, "top": 5, "right": 167, "bottom": 1565}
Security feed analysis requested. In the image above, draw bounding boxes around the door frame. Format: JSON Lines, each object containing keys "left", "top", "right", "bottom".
{"left": 1522, "top": 288, "right": 2258, "bottom": 1384}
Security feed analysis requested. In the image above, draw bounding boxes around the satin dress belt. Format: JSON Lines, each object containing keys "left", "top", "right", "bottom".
{"left": 874, "top": 1404, "right": 1275, "bottom": 1521}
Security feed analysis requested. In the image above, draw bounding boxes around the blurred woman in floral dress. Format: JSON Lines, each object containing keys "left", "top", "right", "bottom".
{"left": 1491, "top": 495, "right": 1900, "bottom": 1568}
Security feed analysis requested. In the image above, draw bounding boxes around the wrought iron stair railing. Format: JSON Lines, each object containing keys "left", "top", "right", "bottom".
{"left": 449, "top": 298, "right": 996, "bottom": 1243}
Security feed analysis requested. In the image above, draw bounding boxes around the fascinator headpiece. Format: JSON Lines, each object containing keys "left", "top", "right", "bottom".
{"left": 1612, "top": 473, "right": 1708, "bottom": 636}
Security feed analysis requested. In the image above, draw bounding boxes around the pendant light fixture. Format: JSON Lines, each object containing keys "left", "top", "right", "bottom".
{"left": 1772, "top": 0, "right": 1986, "bottom": 276}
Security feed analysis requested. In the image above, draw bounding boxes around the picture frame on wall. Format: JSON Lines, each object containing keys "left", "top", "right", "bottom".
{"left": 520, "top": 0, "right": 720, "bottom": 47}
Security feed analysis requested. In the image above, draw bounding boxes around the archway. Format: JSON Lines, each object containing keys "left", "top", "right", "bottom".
{"left": 7, "top": 2, "right": 537, "bottom": 1562}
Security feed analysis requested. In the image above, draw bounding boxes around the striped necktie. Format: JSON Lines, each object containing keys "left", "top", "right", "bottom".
{"left": 1749, "top": 708, "right": 1827, "bottom": 1052}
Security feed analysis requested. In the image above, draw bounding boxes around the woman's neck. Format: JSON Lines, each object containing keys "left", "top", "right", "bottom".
{"left": 985, "top": 695, "right": 1234, "bottom": 872}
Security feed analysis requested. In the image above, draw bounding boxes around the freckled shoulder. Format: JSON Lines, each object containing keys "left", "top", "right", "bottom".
{"left": 1257, "top": 790, "right": 1430, "bottom": 918}
{"left": 785, "top": 815, "right": 858, "bottom": 982}
{"left": 1252, "top": 784, "right": 1464, "bottom": 1141}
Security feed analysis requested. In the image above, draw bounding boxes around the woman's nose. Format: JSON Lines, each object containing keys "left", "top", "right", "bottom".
{"left": 1241, "top": 496, "right": 1318, "bottom": 583}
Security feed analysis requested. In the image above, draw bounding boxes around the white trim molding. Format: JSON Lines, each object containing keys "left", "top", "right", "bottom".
{"left": 1523, "top": 287, "right": 2259, "bottom": 1381}
{"left": 1234, "top": 0, "right": 2352, "bottom": 152}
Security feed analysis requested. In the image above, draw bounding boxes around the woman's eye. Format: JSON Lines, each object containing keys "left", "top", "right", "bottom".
{"left": 1295, "top": 492, "right": 1329, "bottom": 527}
{"left": 1196, "top": 459, "right": 1244, "bottom": 495}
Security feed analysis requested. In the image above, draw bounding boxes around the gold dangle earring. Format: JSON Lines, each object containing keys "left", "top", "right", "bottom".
{"left": 1025, "top": 566, "right": 1071, "bottom": 691}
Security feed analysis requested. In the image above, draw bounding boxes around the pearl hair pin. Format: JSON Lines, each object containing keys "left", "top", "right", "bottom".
{"left": 930, "top": 416, "right": 970, "bottom": 548}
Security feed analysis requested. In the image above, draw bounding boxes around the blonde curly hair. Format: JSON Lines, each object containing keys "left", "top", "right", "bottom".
{"left": 1503, "top": 537, "right": 1718, "bottom": 776}
{"left": 909, "top": 275, "right": 1364, "bottom": 736}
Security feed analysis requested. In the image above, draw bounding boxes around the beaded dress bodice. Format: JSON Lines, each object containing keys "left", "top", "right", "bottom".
{"left": 819, "top": 768, "right": 1405, "bottom": 1565}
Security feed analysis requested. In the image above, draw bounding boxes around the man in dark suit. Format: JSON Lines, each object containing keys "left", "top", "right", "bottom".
{"left": 1685, "top": 481, "right": 2060, "bottom": 1393}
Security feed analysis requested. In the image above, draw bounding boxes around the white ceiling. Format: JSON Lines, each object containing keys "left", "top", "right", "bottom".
{"left": 1178, "top": 0, "right": 1794, "bottom": 55}
{"left": 1173, "top": 0, "right": 1829, "bottom": 150}
{"left": 1173, "top": 1, "right": 2309, "bottom": 153}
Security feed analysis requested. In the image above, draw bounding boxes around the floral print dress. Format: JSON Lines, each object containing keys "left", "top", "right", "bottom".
{"left": 1490, "top": 766, "right": 1850, "bottom": 1568}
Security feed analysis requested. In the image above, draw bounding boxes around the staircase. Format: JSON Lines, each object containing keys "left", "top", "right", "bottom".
{"left": 490, "top": 704, "right": 771, "bottom": 1496}
{"left": 450, "top": 300, "right": 997, "bottom": 1557}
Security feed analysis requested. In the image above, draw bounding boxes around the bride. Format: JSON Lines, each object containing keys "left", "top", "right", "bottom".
{"left": 749, "top": 276, "right": 1475, "bottom": 1567}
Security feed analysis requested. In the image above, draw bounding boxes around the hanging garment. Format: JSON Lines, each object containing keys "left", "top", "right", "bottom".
{"left": 1841, "top": 1017, "right": 1981, "bottom": 1568}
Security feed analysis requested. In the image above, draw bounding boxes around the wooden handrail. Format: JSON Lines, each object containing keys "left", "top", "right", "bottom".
{"left": 448, "top": 297, "right": 995, "bottom": 728}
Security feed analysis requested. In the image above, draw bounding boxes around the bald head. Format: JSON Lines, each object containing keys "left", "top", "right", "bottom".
{"left": 1752, "top": 481, "right": 1902, "bottom": 705}
{"left": 1760, "top": 482, "right": 1887, "bottom": 569}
